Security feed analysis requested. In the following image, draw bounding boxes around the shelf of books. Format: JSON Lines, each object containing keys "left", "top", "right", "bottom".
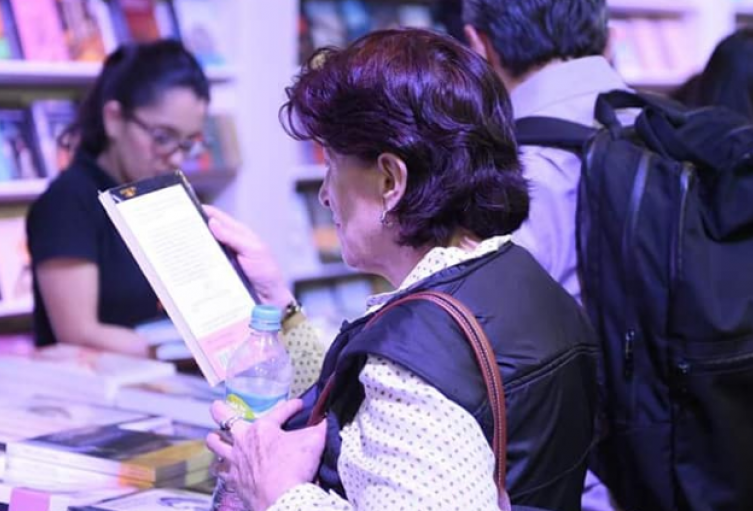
{"left": 0, "top": 60, "right": 236, "bottom": 88}
{"left": 608, "top": 0, "right": 699, "bottom": 91}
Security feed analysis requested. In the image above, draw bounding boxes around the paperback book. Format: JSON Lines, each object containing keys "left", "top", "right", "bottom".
{"left": 98, "top": 171, "right": 257, "bottom": 386}
{"left": 5, "top": 423, "right": 213, "bottom": 483}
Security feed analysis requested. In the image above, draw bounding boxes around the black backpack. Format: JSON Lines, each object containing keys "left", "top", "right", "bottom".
{"left": 516, "top": 90, "right": 753, "bottom": 511}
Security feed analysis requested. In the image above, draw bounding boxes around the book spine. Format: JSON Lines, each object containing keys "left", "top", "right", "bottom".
{"left": 6, "top": 442, "right": 158, "bottom": 482}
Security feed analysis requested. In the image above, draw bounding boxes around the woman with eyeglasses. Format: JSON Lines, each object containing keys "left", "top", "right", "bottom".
{"left": 26, "top": 39, "right": 210, "bottom": 356}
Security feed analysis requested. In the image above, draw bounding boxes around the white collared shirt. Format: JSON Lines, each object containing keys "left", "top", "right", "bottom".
{"left": 272, "top": 236, "right": 510, "bottom": 511}
{"left": 510, "top": 56, "right": 629, "bottom": 304}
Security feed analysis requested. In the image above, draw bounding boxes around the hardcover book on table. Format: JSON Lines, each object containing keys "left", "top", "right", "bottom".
{"left": 98, "top": 171, "right": 257, "bottom": 386}
{"left": 69, "top": 487, "right": 211, "bottom": 511}
{"left": 5, "top": 423, "right": 213, "bottom": 483}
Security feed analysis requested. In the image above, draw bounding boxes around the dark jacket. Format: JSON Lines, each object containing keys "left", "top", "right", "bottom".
{"left": 288, "top": 242, "right": 599, "bottom": 511}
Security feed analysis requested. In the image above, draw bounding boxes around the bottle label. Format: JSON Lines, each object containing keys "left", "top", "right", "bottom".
{"left": 226, "top": 391, "right": 287, "bottom": 421}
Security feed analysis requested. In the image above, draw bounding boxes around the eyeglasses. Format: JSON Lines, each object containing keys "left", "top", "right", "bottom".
{"left": 127, "top": 113, "right": 207, "bottom": 159}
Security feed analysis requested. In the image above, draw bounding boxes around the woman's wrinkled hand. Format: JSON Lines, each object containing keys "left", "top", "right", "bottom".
{"left": 206, "top": 399, "right": 327, "bottom": 511}
{"left": 203, "top": 205, "right": 294, "bottom": 309}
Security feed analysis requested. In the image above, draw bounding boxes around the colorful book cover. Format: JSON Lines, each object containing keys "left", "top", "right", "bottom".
{"left": 0, "top": 216, "right": 31, "bottom": 306}
{"left": 0, "top": 108, "right": 44, "bottom": 180}
{"left": 0, "top": 0, "right": 21, "bottom": 59}
{"left": 0, "top": 395, "right": 149, "bottom": 445}
{"left": 56, "top": 0, "right": 107, "bottom": 61}
{"left": 6, "top": 424, "right": 212, "bottom": 483}
{"left": 30, "top": 99, "right": 78, "bottom": 178}
{"left": 8, "top": 0, "right": 69, "bottom": 61}
{"left": 173, "top": 0, "right": 227, "bottom": 66}
{"left": 69, "top": 488, "right": 212, "bottom": 511}
{"left": 114, "top": 0, "right": 177, "bottom": 42}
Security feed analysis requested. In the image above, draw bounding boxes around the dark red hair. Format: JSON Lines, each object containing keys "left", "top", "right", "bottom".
{"left": 281, "top": 28, "right": 528, "bottom": 248}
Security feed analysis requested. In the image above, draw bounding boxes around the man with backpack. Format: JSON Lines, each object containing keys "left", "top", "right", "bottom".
{"left": 462, "top": 2, "right": 624, "bottom": 509}
{"left": 464, "top": 1, "right": 753, "bottom": 511}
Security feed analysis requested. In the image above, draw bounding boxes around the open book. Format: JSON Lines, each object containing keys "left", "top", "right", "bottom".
{"left": 99, "top": 171, "right": 256, "bottom": 386}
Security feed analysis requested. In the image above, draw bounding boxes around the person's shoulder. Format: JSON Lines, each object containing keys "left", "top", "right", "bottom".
{"left": 28, "top": 156, "right": 105, "bottom": 224}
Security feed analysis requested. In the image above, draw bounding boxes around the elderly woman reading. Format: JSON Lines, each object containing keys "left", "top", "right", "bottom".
{"left": 206, "top": 28, "right": 598, "bottom": 511}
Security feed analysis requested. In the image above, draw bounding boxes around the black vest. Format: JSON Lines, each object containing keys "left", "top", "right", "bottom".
{"left": 286, "top": 243, "right": 599, "bottom": 511}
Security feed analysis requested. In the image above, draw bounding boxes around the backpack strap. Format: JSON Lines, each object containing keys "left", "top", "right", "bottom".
{"left": 516, "top": 116, "right": 596, "bottom": 151}
{"left": 307, "top": 290, "right": 510, "bottom": 508}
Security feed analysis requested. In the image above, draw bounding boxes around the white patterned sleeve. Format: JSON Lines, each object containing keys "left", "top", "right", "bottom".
{"left": 281, "top": 320, "right": 327, "bottom": 397}
{"left": 268, "top": 355, "right": 499, "bottom": 511}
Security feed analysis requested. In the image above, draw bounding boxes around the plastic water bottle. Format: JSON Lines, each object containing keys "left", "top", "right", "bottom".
{"left": 225, "top": 304, "right": 292, "bottom": 420}
{"left": 211, "top": 305, "right": 292, "bottom": 511}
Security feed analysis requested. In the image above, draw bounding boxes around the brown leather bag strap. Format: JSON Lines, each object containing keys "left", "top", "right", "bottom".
{"left": 308, "top": 290, "right": 508, "bottom": 497}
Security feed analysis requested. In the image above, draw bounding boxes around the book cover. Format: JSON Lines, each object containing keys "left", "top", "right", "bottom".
{"left": 0, "top": 0, "right": 21, "bottom": 59}
{"left": 0, "top": 344, "right": 176, "bottom": 404}
{"left": 0, "top": 479, "right": 136, "bottom": 511}
{"left": 0, "top": 216, "right": 31, "bottom": 305}
{"left": 8, "top": 0, "right": 69, "bottom": 61}
{"left": 303, "top": 0, "right": 347, "bottom": 49}
{"left": 0, "top": 395, "right": 150, "bottom": 445}
{"left": 0, "top": 108, "right": 44, "bottom": 180}
{"left": 115, "top": 372, "right": 222, "bottom": 428}
{"left": 6, "top": 424, "right": 213, "bottom": 483}
{"left": 56, "top": 0, "right": 107, "bottom": 61}
{"left": 4, "top": 456, "right": 212, "bottom": 491}
{"left": 173, "top": 0, "right": 228, "bottom": 67}
{"left": 98, "top": 171, "right": 257, "bottom": 386}
{"left": 70, "top": 487, "right": 211, "bottom": 511}
{"left": 30, "top": 99, "right": 77, "bottom": 178}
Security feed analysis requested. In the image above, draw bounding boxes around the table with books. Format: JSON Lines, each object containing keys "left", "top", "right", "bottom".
{"left": 0, "top": 344, "right": 222, "bottom": 511}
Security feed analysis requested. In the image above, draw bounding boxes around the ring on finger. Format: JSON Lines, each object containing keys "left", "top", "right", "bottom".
{"left": 220, "top": 414, "right": 243, "bottom": 432}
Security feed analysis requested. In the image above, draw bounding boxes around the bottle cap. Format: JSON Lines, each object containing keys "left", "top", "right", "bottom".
{"left": 250, "top": 305, "right": 282, "bottom": 331}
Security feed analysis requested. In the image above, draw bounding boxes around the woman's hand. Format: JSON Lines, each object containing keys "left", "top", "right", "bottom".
{"left": 206, "top": 399, "right": 327, "bottom": 511}
{"left": 203, "top": 205, "right": 294, "bottom": 309}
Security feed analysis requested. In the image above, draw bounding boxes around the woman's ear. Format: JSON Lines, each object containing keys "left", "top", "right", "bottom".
{"left": 376, "top": 152, "right": 408, "bottom": 212}
{"left": 102, "top": 100, "right": 125, "bottom": 140}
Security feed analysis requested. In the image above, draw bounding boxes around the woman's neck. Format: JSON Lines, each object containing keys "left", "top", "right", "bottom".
{"left": 378, "top": 228, "right": 482, "bottom": 288}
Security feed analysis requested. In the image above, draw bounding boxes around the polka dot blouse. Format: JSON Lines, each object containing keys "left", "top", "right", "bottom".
{"left": 272, "top": 236, "right": 511, "bottom": 511}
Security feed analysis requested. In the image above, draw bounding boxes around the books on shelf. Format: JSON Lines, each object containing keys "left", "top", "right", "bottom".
{"left": 0, "top": 344, "right": 176, "bottom": 404}
{"left": 69, "top": 487, "right": 212, "bottom": 511}
{"left": 0, "top": 106, "right": 45, "bottom": 181}
{"left": 99, "top": 171, "right": 256, "bottom": 386}
{"left": 57, "top": 0, "right": 108, "bottom": 61}
{"left": 608, "top": 15, "right": 696, "bottom": 88}
{"left": 173, "top": 0, "right": 229, "bottom": 67}
{"left": 5, "top": 423, "right": 213, "bottom": 483}
{"left": 182, "top": 114, "right": 241, "bottom": 175}
{"left": 30, "top": 98, "right": 77, "bottom": 179}
{"left": 0, "top": 0, "right": 20, "bottom": 60}
{"left": 8, "top": 0, "right": 69, "bottom": 61}
{"left": 0, "top": 215, "right": 31, "bottom": 307}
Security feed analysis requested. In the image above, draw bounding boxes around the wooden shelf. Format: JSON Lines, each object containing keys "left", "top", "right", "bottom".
{"left": 608, "top": 0, "right": 693, "bottom": 16}
{"left": 0, "top": 60, "right": 236, "bottom": 88}
{"left": 0, "top": 298, "right": 33, "bottom": 321}
{"left": 0, "top": 179, "right": 49, "bottom": 203}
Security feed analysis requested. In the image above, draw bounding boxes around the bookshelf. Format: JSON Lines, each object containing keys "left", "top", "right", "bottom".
{"left": 0, "top": 60, "right": 236, "bottom": 88}
{"left": 0, "top": 0, "right": 244, "bottom": 327}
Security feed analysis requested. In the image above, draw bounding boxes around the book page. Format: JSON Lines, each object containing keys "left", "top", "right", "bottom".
{"left": 113, "top": 185, "right": 254, "bottom": 342}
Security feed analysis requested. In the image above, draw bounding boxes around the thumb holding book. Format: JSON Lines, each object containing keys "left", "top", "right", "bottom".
{"left": 203, "top": 205, "right": 295, "bottom": 310}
